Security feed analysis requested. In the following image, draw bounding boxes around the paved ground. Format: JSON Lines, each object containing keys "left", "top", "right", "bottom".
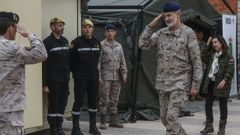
{"left": 30, "top": 98, "right": 240, "bottom": 135}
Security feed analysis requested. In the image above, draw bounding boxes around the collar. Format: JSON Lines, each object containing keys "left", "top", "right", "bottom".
{"left": 0, "top": 36, "right": 9, "bottom": 42}
{"left": 164, "top": 24, "right": 183, "bottom": 37}
{"left": 104, "top": 39, "right": 117, "bottom": 47}
{"left": 50, "top": 33, "right": 62, "bottom": 41}
{"left": 214, "top": 51, "right": 222, "bottom": 58}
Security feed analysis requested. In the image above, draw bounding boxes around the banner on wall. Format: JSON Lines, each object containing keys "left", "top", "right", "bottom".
{"left": 222, "top": 14, "right": 237, "bottom": 96}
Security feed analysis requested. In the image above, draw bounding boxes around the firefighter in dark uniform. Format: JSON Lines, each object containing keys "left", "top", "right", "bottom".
{"left": 42, "top": 17, "right": 70, "bottom": 135}
{"left": 70, "top": 19, "right": 101, "bottom": 135}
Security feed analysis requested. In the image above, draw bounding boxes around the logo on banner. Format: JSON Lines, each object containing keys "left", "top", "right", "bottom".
{"left": 225, "top": 17, "right": 235, "bottom": 25}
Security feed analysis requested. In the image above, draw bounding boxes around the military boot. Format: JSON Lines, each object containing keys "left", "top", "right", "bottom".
{"left": 217, "top": 120, "right": 226, "bottom": 135}
{"left": 100, "top": 113, "right": 107, "bottom": 130}
{"left": 200, "top": 120, "right": 214, "bottom": 134}
{"left": 109, "top": 113, "right": 124, "bottom": 128}
{"left": 71, "top": 115, "right": 84, "bottom": 135}
{"left": 89, "top": 112, "right": 101, "bottom": 135}
{"left": 57, "top": 123, "right": 65, "bottom": 135}
{"left": 50, "top": 124, "right": 59, "bottom": 135}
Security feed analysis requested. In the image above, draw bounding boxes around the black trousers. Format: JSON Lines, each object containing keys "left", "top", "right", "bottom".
{"left": 47, "top": 82, "right": 69, "bottom": 125}
{"left": 205, "top": 81, "right": 228, "bottom": 123}
{"left": 72, "top": 79, "right": 99, "bottom": 115}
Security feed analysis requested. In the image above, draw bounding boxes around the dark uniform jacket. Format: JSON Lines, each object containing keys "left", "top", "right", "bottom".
{"left": 42, "top": 33, "right": 70, "bottom": 86}
{"left": 200, "top": 43, "right": 234, "bottom": 97}
{"left": 70, "top": 36, "right": 100, "bottom": 80}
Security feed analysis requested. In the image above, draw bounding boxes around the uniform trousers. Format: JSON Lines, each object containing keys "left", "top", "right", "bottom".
{"left": 99, "top": 80, "right": 121, "bottom": 114}
{"left": 159, "top": 89, "right": 188, "bottom": 135}
{"left": 72, "top": 79, "right": 99, "bottom": 115}
{"left": 0, "top": 111, "right": 24, "bottom": 135}
{"left": 47, "top": 82, "right": 69, "bottom": 124}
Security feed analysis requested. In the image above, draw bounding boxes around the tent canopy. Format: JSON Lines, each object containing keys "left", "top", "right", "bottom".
{"left": 88, "top": 0, "right": 152, "bottom": 9}
{"left": 144, "top": 0, "right": 221, "bottom": 20}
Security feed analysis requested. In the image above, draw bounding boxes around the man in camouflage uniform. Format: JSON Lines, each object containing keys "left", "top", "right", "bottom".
{"left": 98, "top": 24, "right": 127, "bottom": 129}
{"left": 0, "top": 12, "right": 47, "bottom": 134}
{"left": 139, "top": 2, "right": 202, "bottom": 135}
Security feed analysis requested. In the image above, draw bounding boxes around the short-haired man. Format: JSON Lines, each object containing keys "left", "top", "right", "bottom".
{"left": 43, "top": 17, "right": 70, "bottom": 135}
{"left": 0, "top": 11, "right": 47, "bottom": 134}
{"left": 139, "top": 2, "right": 202, "bottom": 135}
{"left": 70, "top": 19, "right": 101, "bottom": 135}
{"left": 98, "top": 24, "right": 127, "bottom": 129}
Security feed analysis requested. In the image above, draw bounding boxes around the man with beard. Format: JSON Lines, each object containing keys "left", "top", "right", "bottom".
{"left": 43, "top": 17, "right": 70, "bottom": 135}
{"left": 139, "top": 2, "right": 202, "bottom": 135}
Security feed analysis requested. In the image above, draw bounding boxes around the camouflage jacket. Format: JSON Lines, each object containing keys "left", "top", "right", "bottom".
{"left": 98, "top": 39, "right": 127, "bottom": 81}
{"left": 0, "top": 35, "right": 47, "bottom": 112}
{"left": 139, "top": 25, "right": 202, "bottom": 92}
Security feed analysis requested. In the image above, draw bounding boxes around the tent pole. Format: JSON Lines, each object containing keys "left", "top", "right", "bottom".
{"left": 130, "top": 9, "right": 144, "bottom": 123}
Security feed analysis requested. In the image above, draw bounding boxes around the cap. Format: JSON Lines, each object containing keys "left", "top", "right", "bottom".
{"left": 50, "top": 17, "right": 65, "bottom": 25}
{"left": 82, "top": 19, "right": 94, "bottom": 27}
{"left": 105, "top": 23, "right": 116, "bottom": 30}
{"left": 0, "top": 11, "right": 19, "bottom": 23}
{"left": 163, "top": 2, "right": 181, "bottom": 12}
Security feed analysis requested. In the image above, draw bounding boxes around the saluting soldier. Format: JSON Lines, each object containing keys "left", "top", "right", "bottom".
{"left": 0, "top": 11, "right": 47, "bottom": 134}
{"left": 42, "top": 17, "right": 70, "bottom": 135}
{"left": 139, "top": 2, "right": 202, "bottom": 135}
{"left": 70, "top": 19, "right": 101, "bottom": 135}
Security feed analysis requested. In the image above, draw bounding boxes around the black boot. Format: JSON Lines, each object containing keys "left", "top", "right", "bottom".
{"left": 217, "top": 120, "right": 226, "bottom": 135}
{"left": 50, "top": 124, "right": 59, "bottom": 135}
{"left": 89, "top": 112, "right": 101, "bottom": 135}
{"left": 58, "top": 123, "right": 65, "bottom": 135}
{"left": 71, "top": 115, "right": 84, "bottom": 135}
{"left": 200, "top": 120, "right": 214, "bottom": 134}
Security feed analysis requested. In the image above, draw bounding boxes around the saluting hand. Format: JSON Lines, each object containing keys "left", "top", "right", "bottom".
{"left": 17, "top": 24, "right": 32, "bottom": 38}
{"left": 148, "top": 12, "right": 163, "bottom": 28}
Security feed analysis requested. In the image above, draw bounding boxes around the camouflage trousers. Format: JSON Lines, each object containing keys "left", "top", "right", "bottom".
{"left": 159, "top": 90, "right": 188, "bottom": 135}
{"left": 99, "top": 80, "right": 121, "bottom": 114}
{"left": 0, "top": 110, "right": 24, "bottom": 135}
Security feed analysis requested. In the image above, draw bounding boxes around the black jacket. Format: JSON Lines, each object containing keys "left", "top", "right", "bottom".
{"left": 42, "top": 33, "right": 70, "bottom": 86}
{"left": 70, "top": 36, "right": 100, "bottom": 80}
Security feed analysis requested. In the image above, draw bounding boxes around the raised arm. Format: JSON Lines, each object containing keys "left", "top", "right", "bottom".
{"left": 139, "top": 13, "right": 163, "bottom": 49}
{"left": 12, "top": 25, "right": 47, "bottom": 64}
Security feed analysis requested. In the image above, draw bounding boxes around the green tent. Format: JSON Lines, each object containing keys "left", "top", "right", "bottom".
{"left": 83, "top": 0, "right": 220, "bottom": 121}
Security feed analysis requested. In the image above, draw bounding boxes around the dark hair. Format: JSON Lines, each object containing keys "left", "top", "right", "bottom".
{"left": 0, "top": 21, "right": 14, "bottom": 35}
{"left": 211, "top": 35, "right": 227, "bottom": 51}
